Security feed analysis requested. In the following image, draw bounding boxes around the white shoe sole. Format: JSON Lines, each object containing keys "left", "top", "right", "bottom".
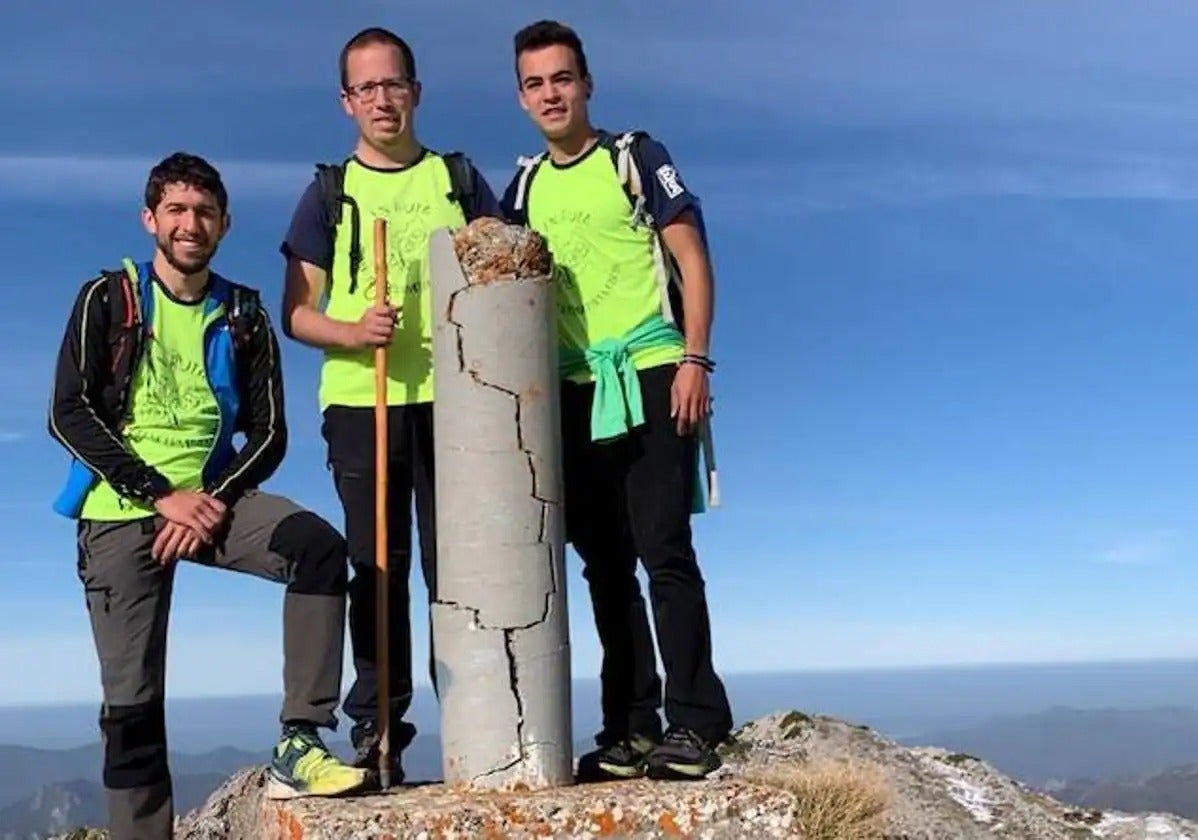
{"left": 264, "top": 772, "right": 368, "bottom": 801}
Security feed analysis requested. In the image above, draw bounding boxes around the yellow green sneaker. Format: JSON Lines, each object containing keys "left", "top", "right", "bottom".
{"left": 265, "top": 726, "right": 369, "bottom": 799}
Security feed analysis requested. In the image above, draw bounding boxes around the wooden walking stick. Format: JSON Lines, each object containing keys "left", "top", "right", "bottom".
{"left": 373, "top": 218, "right": 392, "bottom": 789}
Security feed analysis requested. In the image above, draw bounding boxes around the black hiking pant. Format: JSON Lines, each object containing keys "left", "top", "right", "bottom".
{"left": 561, "top": 362, "right": 734, "bottom": 747}
{"left": 75, "top": 491, "right": 348, "bottom": 840}
{"left": 321, "top": 403, "right": 437, "bottom": 747}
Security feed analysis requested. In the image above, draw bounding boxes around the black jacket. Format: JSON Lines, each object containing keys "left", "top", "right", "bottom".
{"left": 48, "top": 269, "right": 288, "bottom": 511}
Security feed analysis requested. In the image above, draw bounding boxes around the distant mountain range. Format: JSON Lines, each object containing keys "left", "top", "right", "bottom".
{"left": 0, "top": 776, "right": 221, "bottom": 840}
{"left": 1049, "top": 764, "right": 1198, "bottom": 820}
{"left": 0, "top": 743, "right": 263, "bottom": 813}
{"left": 0, "top": 744, "right": 260, "bottom": 840}
{"left": 900, "top": 705, "right": 1198, "bottom": 785}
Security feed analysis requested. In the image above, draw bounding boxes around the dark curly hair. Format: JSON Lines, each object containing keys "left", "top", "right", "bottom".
{"left": 144, "top": 152, "right": 228, "bottom": 214}
{"left": 513, "top": 20, "right": 589, "bottom": 83}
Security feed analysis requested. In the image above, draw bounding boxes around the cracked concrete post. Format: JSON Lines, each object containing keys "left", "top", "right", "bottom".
{"left": 427, "top": 222, "right": 573, "bottom": 790}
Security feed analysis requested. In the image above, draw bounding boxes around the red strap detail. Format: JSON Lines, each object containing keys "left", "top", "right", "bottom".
{"left": 119, "top": 272, "right": 136, "bottom": 327}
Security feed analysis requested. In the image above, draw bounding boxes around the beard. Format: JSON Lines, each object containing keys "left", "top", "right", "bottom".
{"left": 157, "top": 233, "right": 217, "bottom": 275}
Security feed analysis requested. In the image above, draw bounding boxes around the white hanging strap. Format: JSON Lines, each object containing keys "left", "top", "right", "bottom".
{"left": 512, "top": 153, "right": 545, "bottom": 214}
{"left": 614, "top": 132, "right": 640, "bottom": 196}
{"left": 699, "top": 417, "right": 720, "bottom": 508}
{"left": 614, "top": 132, "right": 647, "bottom": 225}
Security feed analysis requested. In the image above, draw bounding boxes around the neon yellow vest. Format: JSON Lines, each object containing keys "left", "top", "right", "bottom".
{"left": 524, "top": 146, "right": 683, "bottom": 384}
{"left": 320, "top": 154, "right": 466, "bottom": 409}
{"left": 81, "top": 281, "right": 222, "bottom": 520}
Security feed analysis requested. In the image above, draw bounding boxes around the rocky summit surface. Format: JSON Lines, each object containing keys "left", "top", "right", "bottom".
{"left": 49, "top": 710, "right": 1198, "bottom": 839}
{"left": 451, "top": 216, "right": 552, "bottom": 284}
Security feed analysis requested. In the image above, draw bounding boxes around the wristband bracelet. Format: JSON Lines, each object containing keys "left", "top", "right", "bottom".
{"left": 681, "top": 353, "right": 715, "bottom": 372}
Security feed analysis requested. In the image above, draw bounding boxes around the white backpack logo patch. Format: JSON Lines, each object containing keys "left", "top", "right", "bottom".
{"left": 655, "top": 164, "right": 685, "bottom": 199}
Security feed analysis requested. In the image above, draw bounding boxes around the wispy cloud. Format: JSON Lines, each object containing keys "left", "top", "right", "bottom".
{"left": 0, "top": 154, "right": 780, "bottom": 217}
{"left": 1096, "top": 530, "right": 1181, "bottom": 566}
{"left": 0, "top": 155, "right": 314, "bottom": 203}
{"left": 0, "top": 430, "right": 27, "bottom": 444}
{"left": 791, "top": 155, "right": 1198, "bottom": 214}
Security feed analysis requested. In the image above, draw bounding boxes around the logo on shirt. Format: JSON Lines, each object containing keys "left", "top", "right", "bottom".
{"left": 655, "top": 164, "right": 685, "bottom": 199}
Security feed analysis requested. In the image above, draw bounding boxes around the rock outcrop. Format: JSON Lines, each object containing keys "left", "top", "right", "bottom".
{"left": 727, "top": 712, "right": 1198, "bottom": 839}
{"left": 51, "top": 711, "right": 1198, "bottom": 839}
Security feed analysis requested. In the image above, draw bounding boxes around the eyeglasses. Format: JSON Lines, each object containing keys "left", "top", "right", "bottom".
{"left": 344, "top": 77, "right": 415, "bottom": 100}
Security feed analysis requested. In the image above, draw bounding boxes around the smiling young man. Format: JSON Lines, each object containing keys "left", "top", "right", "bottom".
{"left": 279, "top": 27, "right": 502, "bottom": 783}
{"left": 501, "top": 20, "right": 734, "bottom": 782}
{"left": 48, "top": 152, "right": 367, "bottom": 840}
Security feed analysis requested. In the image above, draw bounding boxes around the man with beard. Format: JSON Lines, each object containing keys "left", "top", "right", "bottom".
{"left": 500, "top": 20, "right": 733, "bottom": 782}
{"left": 279, "top": 26, "right": 502, "bottom": 783}
{"left": 48, "top": 152, "right": 368, "bottom": 840}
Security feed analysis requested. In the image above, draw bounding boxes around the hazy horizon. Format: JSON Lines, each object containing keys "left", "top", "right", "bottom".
{"left": 6, "top": 654, "right": 1198, "bottom": 708}
{"left": 3, "top": 659, "right": 1195, "bottom": 752}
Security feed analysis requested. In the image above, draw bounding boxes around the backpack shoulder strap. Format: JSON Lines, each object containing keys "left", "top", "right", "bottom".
{"left": 101, "top": 268, "right": 135, "bottom": 334}
{"left": 313, "top": 161, "right": 363, "bottom": 294}
{"left": 441, "top": 151, "right": 477, "bottom": 219}
{"left": 602, "top": 131, "right": 685, "bottom": 326}
{"left": 314, "top": 162, "right": 346, "bottom": 226}
{"left": 226, "top": 283, "right": 262, "bottom": 352}
{"left": 602, "top": 130, "right": 651, "bottom": 225}
{"left": 102, "top": 259, "right": 151, "bottom": 331}
{"left": 609, "top": 130, "right": 647, "bottom": 193}
{"left": 510, "top": 151, "right": 547, "bottom": 218}
{"left": 99, "top": 258, "right": 153, "bottom": 410}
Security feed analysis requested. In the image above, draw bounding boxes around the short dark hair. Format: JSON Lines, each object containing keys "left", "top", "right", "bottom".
{"left": 339, "top": 27, "right": 417, "bottom": 89}
{"left": 144, "top": 152, "right": 227, "bottom": 214}
{"left": 513, "top": 20, "right": 589, "bottom": 82}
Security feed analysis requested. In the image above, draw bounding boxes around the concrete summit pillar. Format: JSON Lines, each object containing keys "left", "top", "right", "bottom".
{"left": 427, "top": 220, "right": 573, "bottom": 790}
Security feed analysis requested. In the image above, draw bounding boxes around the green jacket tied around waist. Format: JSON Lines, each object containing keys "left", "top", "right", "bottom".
{"left": 558, "top": 314, "right": 683, "bottom": 443}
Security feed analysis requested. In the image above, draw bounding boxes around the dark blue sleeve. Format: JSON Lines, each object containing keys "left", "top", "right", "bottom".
{"left": 498, "top": 169, "right": 527, "bottom": 225}
{"left": 466, "top": 164, "right": 504, "bottom": 221}
{"left": 279, "top": 179, "right": 332, "bottom": 271}
{"left": 633, "top": 135, "right": 700, "bottom": 227}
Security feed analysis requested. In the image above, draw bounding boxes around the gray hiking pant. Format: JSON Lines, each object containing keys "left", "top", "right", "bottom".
{"left": 75, "top": 490, "right": 348, "bottom": 840}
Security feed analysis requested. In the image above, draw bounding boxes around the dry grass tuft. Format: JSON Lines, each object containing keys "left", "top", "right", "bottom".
{"left": 745, "top": 759, "right": 891, "bottom": 840}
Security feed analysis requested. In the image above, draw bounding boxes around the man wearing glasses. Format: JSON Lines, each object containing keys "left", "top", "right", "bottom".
{"left": 278, "top": 26, "right": 502, "bottom": 784}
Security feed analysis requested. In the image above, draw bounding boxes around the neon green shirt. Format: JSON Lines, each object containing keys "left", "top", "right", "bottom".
{"left": 80, "top": 281, "right": 221, "bottom": 521}
{"left": 320, "top": 154, "right": 466, "bottom": 409}
{"left": 524, "top": 144, "right": 683, "bottom": 384}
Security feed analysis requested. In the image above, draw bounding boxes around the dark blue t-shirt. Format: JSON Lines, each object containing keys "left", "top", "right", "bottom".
{"left": 280, "top": 150, "right": 503, "bottom": 271}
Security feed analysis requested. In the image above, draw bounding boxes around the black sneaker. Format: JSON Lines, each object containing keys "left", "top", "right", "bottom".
{"left": 351, "top": 719, "right": 417, "bottom": 786}
{"left": 576, "top": 733, "right": 658, "bottom": 782}
{"left": 646, "top": 726, "right": 721, "bottom": 780}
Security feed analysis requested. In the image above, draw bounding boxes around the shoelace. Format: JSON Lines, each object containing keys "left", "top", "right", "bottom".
{"left": 608, "top": 742, "right": 641, "bottom": 761}
{"left": 293, "top": 740, "right": 346, "bottom": 778}
{"left": 663, "top": 727, "right": 705, "bottom": 751}
{"left": 285, "top": 730, "right": 338, "bottom": 765}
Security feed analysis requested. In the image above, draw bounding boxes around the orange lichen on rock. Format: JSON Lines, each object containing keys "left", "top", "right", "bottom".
{"left": 268, "top": 804, "right": 305, "bottom": 840}
{"left": 657, "top": 811, "right": 684, "bottom": 836}
{"left": 593, "top": 809, "right": 618, "bottom": 835}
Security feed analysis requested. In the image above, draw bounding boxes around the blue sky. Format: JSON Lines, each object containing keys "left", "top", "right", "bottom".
{"left": 2, "top": 0, "right": 1198, "bottom": 706}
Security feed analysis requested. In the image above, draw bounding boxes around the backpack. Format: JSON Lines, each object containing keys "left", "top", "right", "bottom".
{"left": 313, "top": 151, "right": 478, "bottom": 295}
{"left": 508, "top": 130, "right": 686, "bottom": 332}
{"left": 103, "top": 258, "right": 260, "bottom": 417}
